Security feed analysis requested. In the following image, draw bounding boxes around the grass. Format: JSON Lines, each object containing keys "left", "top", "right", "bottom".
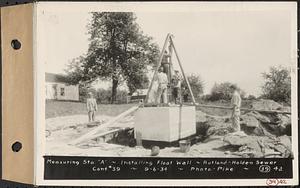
{"left": 46, "top": 100, "right": 137, "bottom": 119}
{"left": 46, "top": 99, "right": 255, "bottom": 119}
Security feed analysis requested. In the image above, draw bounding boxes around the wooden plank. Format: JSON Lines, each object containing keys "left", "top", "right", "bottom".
{"left": 92, "top": 126, "right": 133, "bottom": 140}
{"left": 69, "top": 105, "right": 140, "bottom": 145}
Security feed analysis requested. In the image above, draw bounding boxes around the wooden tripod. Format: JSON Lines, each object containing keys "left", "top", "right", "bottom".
{"left": 145, "top": 34, "right": 196, "bottom": 105}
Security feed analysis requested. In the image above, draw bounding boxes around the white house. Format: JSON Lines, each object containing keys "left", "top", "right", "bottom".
{"left": 45, "top": 73, "right": 79, "bottom": 101}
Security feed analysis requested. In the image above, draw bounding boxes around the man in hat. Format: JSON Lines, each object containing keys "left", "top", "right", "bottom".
{"left": 86, "top": 92, "right": 98, "bottom": 122}
{"left": 230, "top": 85, "right": 242, "bottom": 132}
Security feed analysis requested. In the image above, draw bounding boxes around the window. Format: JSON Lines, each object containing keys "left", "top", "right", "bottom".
{"left": 60, "top": 88, "right": 65, "bottom": 96}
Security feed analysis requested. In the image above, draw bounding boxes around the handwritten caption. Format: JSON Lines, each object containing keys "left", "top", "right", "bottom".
{"left": 266, "top": 179, "right": 288, "bottom": 186}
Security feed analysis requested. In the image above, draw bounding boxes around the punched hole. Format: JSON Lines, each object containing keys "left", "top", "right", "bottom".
{"left": 11, "top": 39, "right": 21, "bottom": 50}
{"left": 12, "top": 141, "right": 22, "bottom": 152}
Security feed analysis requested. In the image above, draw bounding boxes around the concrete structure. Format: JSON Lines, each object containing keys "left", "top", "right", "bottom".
{"left": 134, "top": 106, "right": 196, "bottom": 143}
{"left": 45, "top": 73, "right": 79, "bottom": 101}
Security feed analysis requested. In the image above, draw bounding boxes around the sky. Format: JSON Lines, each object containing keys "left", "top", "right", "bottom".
{"left": 40, "top": 2, "right": 295, "bottom": 96}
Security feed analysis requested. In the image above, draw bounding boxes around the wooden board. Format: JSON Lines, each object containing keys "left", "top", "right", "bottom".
{"left": 69, "top": 105, "right": 139, "bottom": 145}
{"left": 1, "top": 3, "right": 34, "bottom": 184}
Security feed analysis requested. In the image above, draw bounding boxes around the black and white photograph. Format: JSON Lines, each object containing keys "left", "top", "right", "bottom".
{"left": 34, "top": 2, "right": 298, "bottom": 186}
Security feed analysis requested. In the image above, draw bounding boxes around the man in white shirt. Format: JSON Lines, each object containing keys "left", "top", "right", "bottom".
{"left": 86, "top": 92, "right": 98, "bottom": 122}
{"left": 156, "top": 66, "right": 169, "bottom": 104}
{"left": 230, "top": 85, "right": 242, "bottom": 132}
{"left": 172, "top": 70, "right": 182, "bottom": 104}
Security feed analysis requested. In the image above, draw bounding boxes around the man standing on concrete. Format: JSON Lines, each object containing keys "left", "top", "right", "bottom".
{"left": 156, "top": 66, "right": 169, "bottom": 104}
{"left": 182, "top": 87, "right": 189, "bottom": 102}
{"left": 172, "top": 70, "right": 182, "bottom": 104}
{"left": 230, "top": 85, "right": 242, "bottom": 132}
{"left": 86, "top": 92, "right": 98, "bottom": 122}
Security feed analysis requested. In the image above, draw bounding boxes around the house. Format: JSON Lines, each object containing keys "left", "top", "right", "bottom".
{"left": 45, "top": 73, "right": 79, "bottom": 101}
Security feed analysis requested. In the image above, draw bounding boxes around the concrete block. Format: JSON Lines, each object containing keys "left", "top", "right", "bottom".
{"left": 134, "top": 106, "right": 196, "bottom": 142}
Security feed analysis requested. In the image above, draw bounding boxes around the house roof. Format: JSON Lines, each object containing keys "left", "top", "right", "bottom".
{"left": 45, "top": 73, "right": 69, "bottom": 83}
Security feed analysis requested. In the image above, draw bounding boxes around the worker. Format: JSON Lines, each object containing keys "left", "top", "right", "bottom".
{"left": 161, "top": 50, "right": 171, "bottom": 80}
{"left": 86, "top": 92, "right": 98, "bottom": 122}
{"left": 182, "top": 87, "right": 189, "bottom": 102}
{"left": 230, "top": 85, "right": 242, "bottom": 132}
{"left": 171, "top": 70, "right": 182, "bottom": 104}
{"left": 156, "top": 66, "right": 169, "bottom": 104}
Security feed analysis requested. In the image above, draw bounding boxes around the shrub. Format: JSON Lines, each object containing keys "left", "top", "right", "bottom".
{"left": 209, "top": 82, "right": 245, "bottom": 101}
{"left": 261, "top": 66, "right": 291, "bottom": 103}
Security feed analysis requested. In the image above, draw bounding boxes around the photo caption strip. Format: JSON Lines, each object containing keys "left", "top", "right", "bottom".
{"left": 44, "top": 156, "right": 292, "bottom": 179}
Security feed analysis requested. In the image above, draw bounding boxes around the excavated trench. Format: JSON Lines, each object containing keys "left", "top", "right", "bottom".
{"left": 79, "top": 100, "right": 292, "bottom": 158}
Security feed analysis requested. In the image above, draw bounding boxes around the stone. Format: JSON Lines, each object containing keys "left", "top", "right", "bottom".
{"left": 222, "top": 135, "right": 266, "bottom": 157}
{"left": 203, "top": 115, "right": 233, "bottom": 136}
{"left": 223, "top": 134, "right": 252, "bottom": 146}
{"left": 278, "top": 106, "right": 291, "bottom": 113}
{"left": 196, "top": 110, "right": 207, "bottom": 123}
{"left": 278, "top": 135, "right": 292, "bottom": 151}
{"left": 248, "top": 111, "right": 271, "bottom": 123}
{"left": 276, "top": 114, "right": 291, "bottom": 135}
{"left": 240, "top": 114, "right": 260, "bottom": 128}
{"left": 87, "top": 122, "right": 99, "bottom": 128}
{"left": 207, "top": 126, "right": 232, "bottom": 136}
{"left": 151, "top": 146, "right": 160, "bottom": 156}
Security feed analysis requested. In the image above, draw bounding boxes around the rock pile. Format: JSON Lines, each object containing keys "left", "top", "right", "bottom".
{"left": 223, "top": 134, "right": 292, "bottom": 158}
{"left": 196, "top": 99, "right": 292, "bottom": 158}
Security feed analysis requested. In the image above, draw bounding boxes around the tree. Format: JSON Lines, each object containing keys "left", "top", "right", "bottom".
{"left": 261, "top": 66, "right": 291, "bottom": 103}
{"left": 95, "top": 88, "right": 128, "bottom": 104}
{"left": 209, "top": 82, "right": 246, "bottom": 101}
{"left": 181, "top": 74, "right": 204, "bottom": 100}
{"left": 76, "top": 83, "right": 96, "bottom": 102}
{"left": 247, "top": 94, "right": 257, "bottom": 100}
{"left": 66, "top": 12, "right": 159, "bottom": 103}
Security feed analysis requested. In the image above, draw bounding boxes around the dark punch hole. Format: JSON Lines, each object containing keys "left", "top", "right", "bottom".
{"left": 12, "top": 141, "right": 22, "bottom": 152}
{"left": 11, "top": 39, "right": 21, "bottom": 50}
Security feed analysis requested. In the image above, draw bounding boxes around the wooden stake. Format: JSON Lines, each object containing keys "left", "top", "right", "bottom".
{"left": 169, "top": 37, "right": 196, "bottom": 105}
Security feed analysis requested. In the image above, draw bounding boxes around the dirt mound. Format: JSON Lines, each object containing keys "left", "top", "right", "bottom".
{"left": 195, "top": 99, "right": 292, "bottom": 158}
{"left": 250, "top": 99, "right": 282, "bottom": 111}
{"left": 196, "top": 99, "right": 291, "bottom": 138}
{"left": 223, "top": 134, "right": 292, "bottom": 158}
{"left": 240, "top": 111, "right": 291, "bottom": 137}
{"left": 196, "top": 111, "right": 234, "bottom": 137}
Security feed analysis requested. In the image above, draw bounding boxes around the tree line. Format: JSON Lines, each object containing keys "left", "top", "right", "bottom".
{"left": 66, "top": 12, "right": 291, "bottom": 104}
